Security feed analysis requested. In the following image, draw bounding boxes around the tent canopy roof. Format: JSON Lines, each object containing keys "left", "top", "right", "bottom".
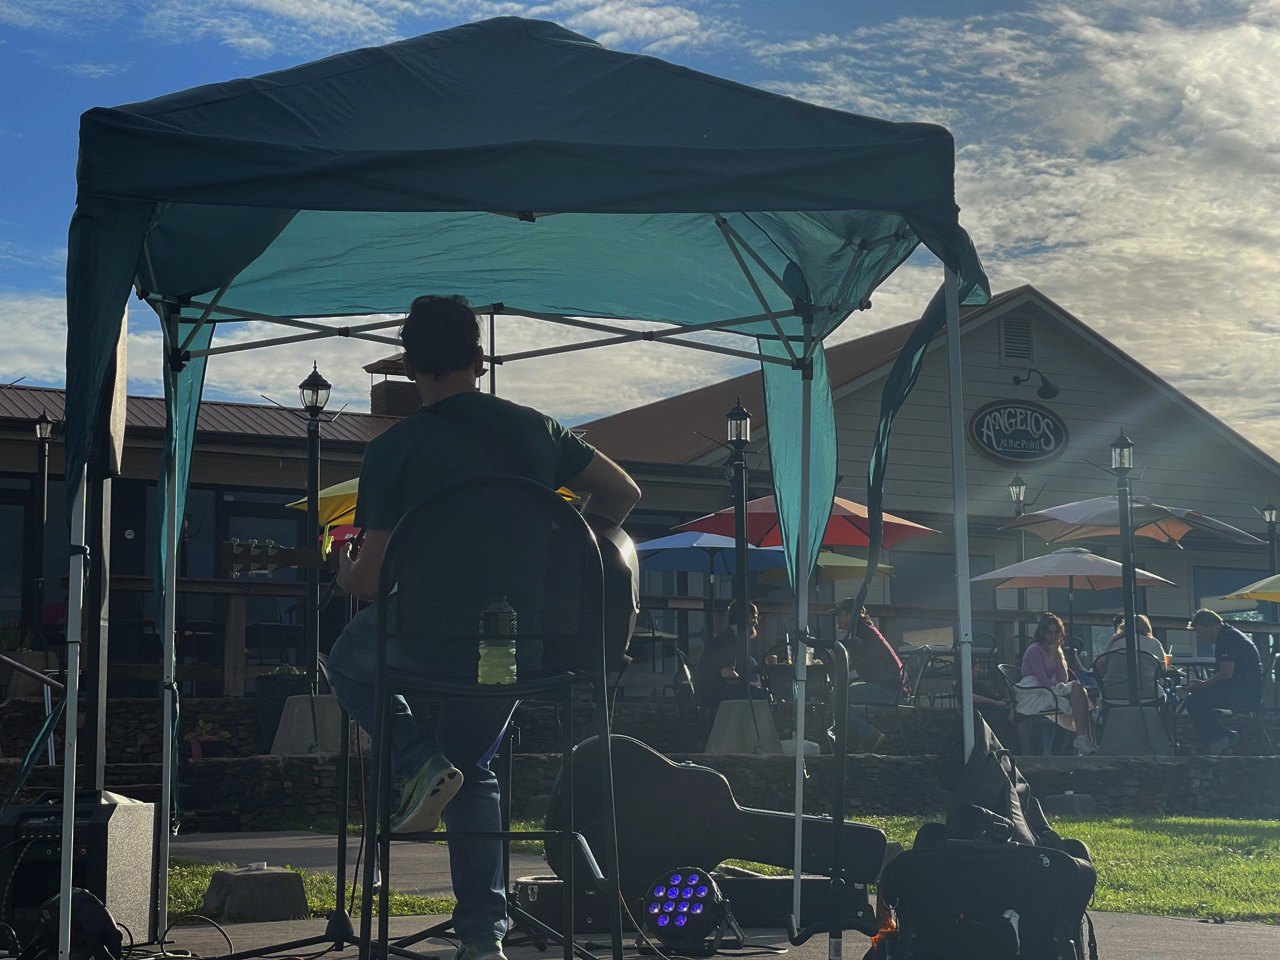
{"left": 66, "top": 15, "right": 987, "bottom": 591}
{"left": 74, "top": 15, "right": 984, "bottom": 325}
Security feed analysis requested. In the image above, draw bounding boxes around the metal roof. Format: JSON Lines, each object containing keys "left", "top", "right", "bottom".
{"left": 0, "top": 384, "right": 396, "bottom": 445}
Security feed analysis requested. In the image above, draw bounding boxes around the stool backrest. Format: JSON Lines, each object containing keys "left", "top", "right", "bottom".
{"left": 378, "top": 474, "right": 604, "bottom": 680}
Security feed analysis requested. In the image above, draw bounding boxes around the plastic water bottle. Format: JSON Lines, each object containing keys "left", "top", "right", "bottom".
{"left": 478, "top": 596, "right": 517, "bottom": 685}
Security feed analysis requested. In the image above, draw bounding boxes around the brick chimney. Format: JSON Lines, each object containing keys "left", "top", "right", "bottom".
{"left": 370, "top": 380, "right": 421, "bottom": 418}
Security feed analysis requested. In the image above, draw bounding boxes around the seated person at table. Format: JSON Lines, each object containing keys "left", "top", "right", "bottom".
{"left": 834, "top": 599, "right": 908, "bottom": 751}
{"left": 1183, "top": 608, "right": 1263, "bottom": 755}
{"left": 1094, "top": 614, "right": 1167, "bottom": 701}
{"left": 694, "top": 600, "right": 762, "bottom": 710}
{"left": 1018, "top": 613, "right": 1098, "bottom": 756}
{"left": 955, "top": 661, "right": 1015, "bottom": 743}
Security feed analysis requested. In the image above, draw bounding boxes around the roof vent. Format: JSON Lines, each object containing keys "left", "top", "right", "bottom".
{"left": 1000, "top": 317, "right": 1033, "bottom": 364}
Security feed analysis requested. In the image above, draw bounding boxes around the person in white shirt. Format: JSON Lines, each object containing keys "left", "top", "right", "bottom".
{"left": 1094, "top": 614, "right": 1166, "bottom": 701}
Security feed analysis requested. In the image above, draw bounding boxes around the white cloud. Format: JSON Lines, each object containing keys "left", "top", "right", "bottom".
{"left": 0, "top": 291, "right": 68, "bottom": 384}
{"left": 746, "top": 0, "right": 1280, "bottom": 456}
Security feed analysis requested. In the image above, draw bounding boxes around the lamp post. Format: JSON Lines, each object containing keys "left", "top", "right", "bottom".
{"left": 1263, "top": 502, "right": 1278, "bottom": 647}
{"left": 1008, "top": 474, "right": 1026, "bottom": 652}
{"left": 726, "top": 399, "right": 751, "bottom": 690}
{"left": 30, "top": 411, "right": 53, "bottom": 645}
{"left": 1111, "top": 430, "right": 1140, "bottom": 706}
{"left": 299, "top": 363, "right": 331, "bottom": 695}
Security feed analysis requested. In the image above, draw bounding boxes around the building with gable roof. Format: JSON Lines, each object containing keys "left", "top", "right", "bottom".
{"left": 2, "top": 286, "right": 1278, "bottom": 696}
{"left": 579, "top": 286, "right": 1280, "bottom": 663}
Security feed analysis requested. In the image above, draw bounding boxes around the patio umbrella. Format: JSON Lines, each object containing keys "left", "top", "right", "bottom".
{"left": 1001, "top": 495, "right": 1263, "bottom": 546}
{"left": 759, "top": 551, "right": 892, "bottom": 584}
{"left": 971, "top": 547, "right": 1176, "bottom": 641}
{"left": 635, "top": 531, "right": 786, "bottom": 575}
{"left": 1223, "top": 573, "right": 1280, "bottom": 603}
{"left": 675, "top": 495, "right": 938, "bottom": 548}
{"left": 287, "top": 477, "right": 359, "bottom": 528}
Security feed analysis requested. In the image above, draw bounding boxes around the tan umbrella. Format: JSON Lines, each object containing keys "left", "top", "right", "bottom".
{"left": 972, "top": 546, "right": 1176, "bottom": 641}
{"left": 1001, "top": 495, "right": 1262, "bottom": 546}
{"left": 759, "top": 551, "right": 891, "bottom": 584}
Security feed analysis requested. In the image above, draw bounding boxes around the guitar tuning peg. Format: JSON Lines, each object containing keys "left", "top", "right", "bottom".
{"left": 266, "top": 540, "right": 277, "bottom": 556}
{"left": 249, "top": 539, "right": 260, "bottom": 556}
{"left": 265, "top": 563, "right": 277, "bottom": 578}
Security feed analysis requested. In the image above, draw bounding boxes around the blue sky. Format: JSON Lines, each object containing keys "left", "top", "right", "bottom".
{"left": 2, "top": 1, "right": 1278, "bottom": 450}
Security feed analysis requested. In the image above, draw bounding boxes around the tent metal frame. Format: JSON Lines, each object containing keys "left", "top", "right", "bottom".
{"left": 61, "top": 122, "right": 980, "bottom": 960}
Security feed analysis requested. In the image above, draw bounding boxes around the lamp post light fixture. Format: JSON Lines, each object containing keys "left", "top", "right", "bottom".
{"left": 1110, "top": 430, "right": 1140, "bottom": 705}
{"left": 299, "top": 363, "right": 332, "bottom": 694}
{"left": 726, "top": 399, "right": 752, "bottom": 689}
{"left": 1009, "top": 474, "right": 1027, "bottom": 651}
{"left": 1263, "top": 502, "right": 1278, "bottom": 632}
{"left": 30, "top": 411, "right": 54, "bottom": 645}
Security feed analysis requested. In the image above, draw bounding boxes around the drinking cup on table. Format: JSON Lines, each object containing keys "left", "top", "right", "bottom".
{"left": 1163, "top": 653, "right": 1173, "bottom": 670}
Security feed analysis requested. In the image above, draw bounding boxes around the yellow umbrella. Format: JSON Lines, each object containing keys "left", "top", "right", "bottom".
{"left": 287, "top": 477, "right": 360, "bottom": 528}
{"left": 287, "top": 476, "right": 578, "bottom": 528}
{"left": 758, "top": 551, "right": 891, "bottom": 585}
{"left": 1224, "top": 573, "right": 1280, "bottom": 603}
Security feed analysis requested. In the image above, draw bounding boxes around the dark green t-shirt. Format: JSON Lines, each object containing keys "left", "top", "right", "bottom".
{"left": 353, "top": 391, "right": 597, "bottom": 677}
{"left": 354, "top": 391, "right": 595, "bottom": 532}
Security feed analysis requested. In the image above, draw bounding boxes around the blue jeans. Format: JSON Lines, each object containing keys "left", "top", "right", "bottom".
{"left": 329, "top": 606, "right": 518, "bottom": 945}
{"left": 844, "top": 682, "right": 899, "bottom": 738}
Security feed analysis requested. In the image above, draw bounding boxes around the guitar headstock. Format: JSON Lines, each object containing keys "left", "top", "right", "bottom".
{"left": 221, "top": 539, "right": 325, "bottom": 578}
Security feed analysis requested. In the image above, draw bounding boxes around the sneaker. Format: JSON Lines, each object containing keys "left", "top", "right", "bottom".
{"left": 1073, "top": 735, "right": 1097, "bottom": 756}
{"left": 454, "top": 940, "right": 507, "bottom": 960}
{"left": 390, "top": 754, "right": 463, "bottom": 834}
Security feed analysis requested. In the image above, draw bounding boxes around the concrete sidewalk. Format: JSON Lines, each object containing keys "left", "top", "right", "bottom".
{"left": 169, "top": 830, "right": 1280, "bottom": 960}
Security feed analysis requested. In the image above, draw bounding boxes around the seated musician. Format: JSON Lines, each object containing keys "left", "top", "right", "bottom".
{"left": 329, "top": 295, "right": 639, "bottom": 960}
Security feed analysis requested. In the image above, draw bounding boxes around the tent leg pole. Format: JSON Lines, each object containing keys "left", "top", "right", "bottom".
{"left": 154, "top": 357, "right": 181, "bottom": 943}
{"left": 791, "top": 334, "right": 813, "bottom": 927}
{"left": 58, "top": 466, "right": 88, "bottom": 960}
{"left": 944, "top": 268, "right": 975, "bottom": 757}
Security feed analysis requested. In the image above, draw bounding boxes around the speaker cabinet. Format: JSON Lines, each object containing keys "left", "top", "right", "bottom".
{"left": 0, "top": 791, "right": 154, "bottom": 947}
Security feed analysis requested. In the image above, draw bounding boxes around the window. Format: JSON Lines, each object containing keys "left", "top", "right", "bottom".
{"left": 1192, "top": 566, "right": 1268, "bottom": 620}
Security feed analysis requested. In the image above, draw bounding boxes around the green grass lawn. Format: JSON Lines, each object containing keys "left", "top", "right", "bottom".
{"left": 170, "top": 816, "right": 1280, "bottom": 924}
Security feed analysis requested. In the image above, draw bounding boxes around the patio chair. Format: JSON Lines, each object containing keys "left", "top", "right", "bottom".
{"left": 911, "top": 647, "right": 958, "bottom": 708}
{"left": 360, "top": 474, "right": 624, "bottom": 960}
{"left": 1093, "top": 649, "right": 1174, "bottom": 755}
{"left": 996, "top": 663, "right": 1065, "bottom": 755}
{"left": 1207, "top": 651, "right": 1277, "bottom": 756}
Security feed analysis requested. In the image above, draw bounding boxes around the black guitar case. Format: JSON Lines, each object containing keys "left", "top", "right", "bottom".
{"left": 545, "top": 734, "right": 887, "bottom": 908}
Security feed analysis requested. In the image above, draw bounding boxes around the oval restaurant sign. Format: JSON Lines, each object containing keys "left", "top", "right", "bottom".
{"left": 967, "top": 400, "right": 1069, "bottom": 465}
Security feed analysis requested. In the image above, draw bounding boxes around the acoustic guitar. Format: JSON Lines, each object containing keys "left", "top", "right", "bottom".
{"left": 545, "top": 735, "right": 887, "bottom": 901}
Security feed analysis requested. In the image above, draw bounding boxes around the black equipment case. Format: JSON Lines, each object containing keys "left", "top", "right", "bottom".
{"left": 867, "top": 714, "right": 1098, "bottom": 960}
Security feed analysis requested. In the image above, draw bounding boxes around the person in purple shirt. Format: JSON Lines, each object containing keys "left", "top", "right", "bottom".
{"left": 1018, "top": 613, "right": 1098, "bottom": 755}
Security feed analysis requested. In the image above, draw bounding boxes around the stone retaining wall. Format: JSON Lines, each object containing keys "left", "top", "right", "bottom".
{"left": 3, "top": 751, "right": 1277, "bottom": 831}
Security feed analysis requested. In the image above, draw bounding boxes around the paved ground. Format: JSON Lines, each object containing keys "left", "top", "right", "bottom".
{"left": 167, "top": 831, "right": 1280, "bottom": 960}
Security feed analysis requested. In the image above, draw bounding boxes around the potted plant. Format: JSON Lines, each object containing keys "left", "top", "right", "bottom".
{"left": 254, "top": 663, "right": 311, "bottom": 752}
{"left": 186, "top": 719, "right": 232, "bottom": 759}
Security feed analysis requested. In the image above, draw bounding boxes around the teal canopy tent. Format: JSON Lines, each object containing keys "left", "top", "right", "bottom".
{"left": 64, "top": 16, "right": 988, "bottom": 946}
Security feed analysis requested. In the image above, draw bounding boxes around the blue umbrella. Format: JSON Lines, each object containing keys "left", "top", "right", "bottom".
{"left": 636, "top": 532, "right": 786, "bottom": 575}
